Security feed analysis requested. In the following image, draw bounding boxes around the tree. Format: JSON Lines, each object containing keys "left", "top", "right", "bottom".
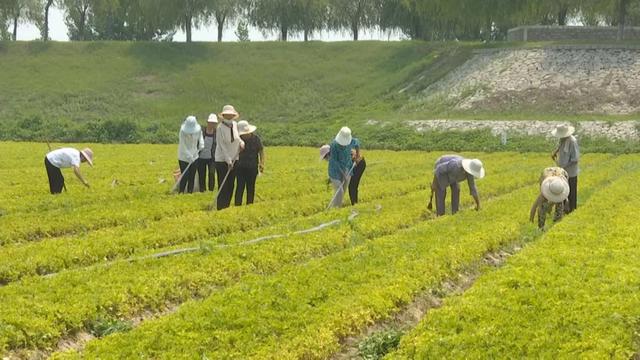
{"left": 249, "top": 0, "right": 299, "bottom": 41}
{"left": 581, "top": 0, "right": 640, "bottom": 40}
{"left": 89, "top": 0, "right": 175, "bottom": 40}
{"left": 296, "top": 0, "right": 326, "bottom": 41}
{"left": 170, "top": 0, "right": 208, "bottom": 42}
{"left": 235, "top": 18, "right": 249, "bottom": 41}
{"left": 1, "top": 0, "right": 38, "bottom": 41}
{"left": 328, "top": 0, "right": 378, "bottom": 41}
{"left": 207, "top": 0, "right": 241, "bottom": 42}
{"left": 60, "top": 0, "right": 94, "bottom": 40}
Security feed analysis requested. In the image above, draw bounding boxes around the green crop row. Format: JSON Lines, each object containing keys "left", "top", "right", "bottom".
{"left": 0, "top": 145, "right": 451, "bottom": 245}
{"left": 0, "top": 186, "right": 453, "bottom": 353}
{"left": 387, "top": 166, "right": 640, "bottom": 359}
{"left": 0, "top": 152, "right": 560, "bottom": 283}
{"left": 51, "top": 156, "right": 636, "bottom": 359}
{"left": 0, "top": 154, "right": 555, "bottom": 355}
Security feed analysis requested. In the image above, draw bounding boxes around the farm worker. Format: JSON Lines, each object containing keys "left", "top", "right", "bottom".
{"left": 319, "top": 144, "right": 330, "bottom": 161}
{"left": 178, "top": 115, "right": 204, "bottom": 194}
{"left": 429, "top": 155, "right": 484, "bottom": 216}
{"left": 348, "top": 147, "right": 366, "bottom": 205}
{"left": 235, "top": 120, "right": 265, "bottom": 206}
{"left": 215, "top": 105, "right": 245, "bottom": 210}
{"left": 196, "top": 114, "right": 218, "bottom": 192}
{"left": 530, "top": 167, "right": 570, "bottom": 230}
{"left": 328, "top": 127, "right": 360, "bottom": 208}
{"left": 44, "top": 147, "right": 93, "bottom": 194}
{"left": 551, "top": 124, "right": 580, "bottom": 214}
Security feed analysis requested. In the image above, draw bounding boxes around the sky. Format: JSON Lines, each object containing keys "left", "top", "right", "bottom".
{"left": 15, "top": 5, "right": 404, "bottom": 42}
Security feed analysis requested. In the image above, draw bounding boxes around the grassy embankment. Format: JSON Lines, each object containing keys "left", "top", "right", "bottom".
{"left": 0, "top": 40, "right": 638, "bottom": 151}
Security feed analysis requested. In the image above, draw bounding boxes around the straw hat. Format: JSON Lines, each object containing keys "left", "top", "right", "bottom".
{"left": 207, "top": 113, "right": 219, "bottom": 124}
{"left": 181, "top": 116, "right": 201, "bottom": 134}
{"left": 237, "top": 120, "right": 257, "bottom": 135}
{"left": 319, "top": 144, "right": 330, "bottom": 160}
{"left": 551, "top": 124, "right": 575, "bottom": 138}
{"left": 335, "top": 127, "right": 352, "bottom": 146}
{"left": 80, "top": 148, "right": 94, "bottom": 167}
{"left": 462, "top": 159, "right": 485, "bottom": 179}
{"left": 220, "top": 105, "right": 239, "bottom": 119}
{"left": 541, "top": 176, "right": 570, "bottom": 203}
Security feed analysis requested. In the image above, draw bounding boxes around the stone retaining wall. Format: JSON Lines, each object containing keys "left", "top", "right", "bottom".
{"left": 507, "top": 26, "right": 640, "bottom": 42}
{"left": 407, "top": 46, "right": 640, "bottom": 116}
{"left": 406, "top": 120, "right": 639, "bottom": 141}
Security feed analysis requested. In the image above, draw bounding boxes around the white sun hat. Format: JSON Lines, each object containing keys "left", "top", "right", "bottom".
{"left": 220, "top": 105, "right": 239, "bottom": 118}
{"left": 551, "top": 124, "right": 575, "bottom": 138}
{"left": 237, "top": 120, "right": 257, "bottom": 135}
{"left": 319, "top": 144, "right": 330, "bottom": 160}
{"left": 462, "top": 158, "right": 485, "bottom": 179}
{"left": 80, "top": 148, "right": 94, "bottom": 167}
{"left": 335, "top": 127, "right": 352, "bottom": 146}
{"left": 207, "top": 113, "right": 219, "bottom": 123}
{"left": 541, "top": 176, "right": 570, "bottom": 203}
{"left": 181, "top": 116, "right": 201, "bottom": 134}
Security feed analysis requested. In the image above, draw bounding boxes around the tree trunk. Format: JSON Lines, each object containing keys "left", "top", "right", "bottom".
{"left": 557, "top": 6, "right": 568, "bottom": 26}
{"left": 12, "top": 14, "right": 18, "bottom": 41}
{"left": 79, "top": 3, "right": 90, "bottom": 41}
{"left": 43, "top": 0, "right": 54, "bottom": 41}
{"left": 304, "top": 29, "right": 309, "bottom": 42}
{"left": 216, "top": 14, "right": 225, "bottom": 42}
{"left": 617, "top": 0, "right": 628, "bottom": 41}
{"left": 281, "top": 25, "right": 288, "bottom": 41}
{"left": 352, "top": 24, "right": 359, "bottom": 41}
{"left": 185, "top": 15, "right": 192, "bottom": 43}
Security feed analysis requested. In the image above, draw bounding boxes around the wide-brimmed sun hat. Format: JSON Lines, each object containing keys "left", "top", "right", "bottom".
{"left": 541, "top": 176, "right": 570, "bottom": 203}
{"left": 181, "top": 116, "right": 201, "bottom": 134}
{"left": 551, "top": 124, "right": 575, "bottom": 138}
{"left": 207, "top": 113, "right": 219, "bottom": 124}
{"left": 319, "top": 144, "right": 330, "bottom": 160}
{"left": 335, "top": 127, "right": 352, "bottom": 146}
{"left": 237, "top": 120, "right": 257, "bottom": 135}
{"left": 462, "top": 158, "right": 485, "bottom": 179}
{"left": 220, "top": 105, "right": 239, "bottom": 119}
{"left": 80, "top": 148, "right": 94, "bottom": 167}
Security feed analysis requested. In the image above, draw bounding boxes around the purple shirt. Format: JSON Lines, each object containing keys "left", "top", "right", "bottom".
{"left": 434, "top": 155, "right": 478, "bottom": 197}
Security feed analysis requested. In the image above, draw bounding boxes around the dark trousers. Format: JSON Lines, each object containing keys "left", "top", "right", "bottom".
{"left": 566, "top": 176, "right": 578, "bottom": 213}
{"left": 196, "top": 158, "right": 216, "bottom": 192}
{"left": 178, "top": 161, "right": 197, "bottom": 194}
{"left": 45, "top": 157, "right": 65, "bottom": 194}
{"left": 435, "top": 181, "right": 461, "bottom": 216}
{"left": 349, "top": 159, "right": 366, "bottom": 205}
{"left": 235, "top": 167, "right": 258, "bottom": 206}
{"left": 215, "top": 162, "right": 237, "bottom": 210}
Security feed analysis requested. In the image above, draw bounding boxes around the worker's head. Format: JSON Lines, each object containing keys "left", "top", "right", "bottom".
{"left": 207, "top": 113, "right": 218, "bottom": 131}
{"left": 319, "top": 145, "right": 330, "bottom": 161}
{"left": 541, "top": 176, "right": 569, "bottom": 203}
{"left": 551, "top": 124, "right": 575, "bottom": 139}
{"left": 181, "top": 116, "right": 201, "bottom": 135}
{"left": 80, "top": 148, "right": 94, "bottom": 167}
{"left": 462, "top": 159, "right": 485, "bottom": 179}
{"left": 335, "top": 127, "right": 352, "bottom": 147}
{"left": 220, "top": 105, "right": 239, "bottom": 121}
{"left": 237, "top": 120, "right": 257, "bottom": 140}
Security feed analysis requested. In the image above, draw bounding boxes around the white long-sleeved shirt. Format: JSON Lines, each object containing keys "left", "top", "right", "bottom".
{"left": 178, "top": 130, "right": 204, "bottom": 163}
{"left": 46, "top": 148, "right": 81, "bottom": 168}
{"left": 215, "top": 120, "right": 244, "bottom": 163}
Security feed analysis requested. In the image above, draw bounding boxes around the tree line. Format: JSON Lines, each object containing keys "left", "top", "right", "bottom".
{"left": 1, "top": 0, "right": 639, "bottom": 42}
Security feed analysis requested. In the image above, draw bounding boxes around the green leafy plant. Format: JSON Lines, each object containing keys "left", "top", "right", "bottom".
{"left": 358, "top": 329, "right": 404, "bottom": 360}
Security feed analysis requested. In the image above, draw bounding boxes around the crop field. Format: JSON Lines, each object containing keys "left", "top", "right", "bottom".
{"left": 1, "top": 142, "right": 639, "bottom": 359}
